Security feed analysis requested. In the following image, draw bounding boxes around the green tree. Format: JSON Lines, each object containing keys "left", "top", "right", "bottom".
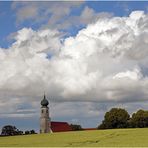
{"left": 70, "top": 124, "right": 83, "bottom": 131}
{"left": 1, "top": 125, "right": 22, "bottom": 136}
{"left": 25, "top": 130, "right": 30, "bottom": 135}
{"left": 98, "top": 108, "right": 130, "bottom": 129}
{"left": 25, "top": 130, "right": 36, "bottom": 135}
{"left": 30, "top": 130, "right": 36, "bottom": 134}
{"left": 130, "top": 109, "right": 148, "bottom": 128}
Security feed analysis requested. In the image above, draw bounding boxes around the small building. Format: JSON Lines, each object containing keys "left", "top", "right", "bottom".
{"left": 51, "top": 121, "right": 72, "bottom": 132}
{"left": 40, "top": 95, "right": 72, "bottom": 133}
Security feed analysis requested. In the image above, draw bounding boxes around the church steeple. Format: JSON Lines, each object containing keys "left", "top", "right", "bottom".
{"left": 41, "top": 94, "right": 49, "bottom": 107}
{"left": 43, "top": 91, "right": 46, "bottom": 99}
{"left": 40, "top": 94, "right": 51, "bottom": 133}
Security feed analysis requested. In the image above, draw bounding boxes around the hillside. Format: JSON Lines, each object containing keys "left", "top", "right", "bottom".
{"left": 0, "top": 128, "right": 148, "bottom": 147}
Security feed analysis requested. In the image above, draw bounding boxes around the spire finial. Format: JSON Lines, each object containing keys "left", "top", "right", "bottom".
{"left": 44, "top": 91, "right": 46, "bottom": 100}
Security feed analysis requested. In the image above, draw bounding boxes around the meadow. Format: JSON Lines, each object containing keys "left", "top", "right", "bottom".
{"left": 0, "top": 128, "right": 148, "bottom": 147}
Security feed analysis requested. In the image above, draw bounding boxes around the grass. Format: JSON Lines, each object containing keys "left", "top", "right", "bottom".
{"left": 0, "top": 128, "right": 148, "bottom": 147}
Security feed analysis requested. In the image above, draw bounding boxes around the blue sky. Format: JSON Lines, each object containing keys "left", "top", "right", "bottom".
{"left": 1, "top": 1, "right": 148, "bottom": 48}
{"left": 1, "top": 1, "right": 148, "bottom": 132}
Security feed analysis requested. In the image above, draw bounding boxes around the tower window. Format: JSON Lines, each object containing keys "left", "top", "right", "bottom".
{"left": 46, "top": 110, "right": 48, "bottom": 113}
{"left": 42, "top": 110, "right": 44, "bottom": 113}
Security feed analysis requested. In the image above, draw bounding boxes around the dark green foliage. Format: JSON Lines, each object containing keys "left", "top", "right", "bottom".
{"left": 98, "top": 121, "right": 106, "bottom": 129}
{"left": 18, "top": 130, "right": 24, "bottom": 135}
{"left": 130, "top": 109, "right": 148, "bottom": 128}
{"left": 98, "top": 108, "right": 148, "bottom": 129}
{"left": 25, "top": 131, "right": 30, "bottom": 135}
{"left": 30, "top": 130, "right": 36, "bottom": 134}
{"left": 98, "top": 108, "right": 130, "bottom": 129}
{"left": 1, "top": 125, "right": 23, "bottom": 136}
{"left": 25, "top": 130, "right": 36, "bottom": 134}
{"left": 1, "top": 125, "right": 36, "bottom": 136}
{"left": 70, "top": 124, "right": 83, "bottom": 131}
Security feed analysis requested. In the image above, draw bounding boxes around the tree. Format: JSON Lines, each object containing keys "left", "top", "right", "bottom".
{"left": 130, "top": 109, "right": 148, "bottom": 128}
{"left": 18, "top": 130, "right": 23, "bottom": 135}
{"left": 25, "top": 130, "right": 36, "bottom": 135}
{"left": 98, "top": 108, "right": 130, "bottom": 129}
{"left": 30, "top": 130, "right": 36, "bottom": 134}
{"left": 70, "top": 124, "right": 83, "bottom": 131}
{"left": 25, "top": 130, "right": 30, "bottom": 135}
{"left": 1, "top": 125, "right": 22, "bottom": 136}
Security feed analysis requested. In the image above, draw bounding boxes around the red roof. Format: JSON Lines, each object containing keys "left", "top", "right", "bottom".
{"left": 50, "top": 121, "right": 72, "bottom": 132}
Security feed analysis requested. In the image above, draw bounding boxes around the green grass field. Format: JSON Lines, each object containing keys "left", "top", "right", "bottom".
{"left": 0, "top": 128, "right": 148, "bottom": 147}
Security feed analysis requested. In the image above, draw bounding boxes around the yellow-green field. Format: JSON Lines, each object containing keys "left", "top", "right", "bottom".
{"left": 0, "top": 128, "right": 148, "bottom": 147}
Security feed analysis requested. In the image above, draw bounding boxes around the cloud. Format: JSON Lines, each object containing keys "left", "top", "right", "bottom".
{"left": 12, "top": 2, "right": 112, "bottom": 31}
{"left": 1, "top": 11, "right": 148, "bottom": 118}
{"left": 46, "top": 6, "right": 113, "bottom": 31}
{"left": 16, "top": 5, "right": 38, "bottom": 22}
{"left": 54, "top": 6, "right": 113, "bottom": 31}
{"left": 12, "top": 1, "right": 84, "bottom": 27}
{"left": 113, "top": 68, "right": 142, "bottom": 80}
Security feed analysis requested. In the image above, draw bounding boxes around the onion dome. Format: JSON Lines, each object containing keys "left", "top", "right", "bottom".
{"left": 41, "top": 94, "right": 49, "bottom": 107}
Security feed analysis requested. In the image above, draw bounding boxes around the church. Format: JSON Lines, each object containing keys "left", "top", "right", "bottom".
{"left": 40, "top": 95, "right": 72, "bottom": 133}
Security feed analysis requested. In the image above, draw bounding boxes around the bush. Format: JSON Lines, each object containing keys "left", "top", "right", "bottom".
{"left": 130, "top": 109, "right": 148, "bottom": 128}
{"left": 1, "top": 125, "right": 23, "bottom": 136}
{"left": 70, "top": 124, "right": 83, "bottom": 131}
{"left": 98, "top": 108, "right": 130, "bottom": 129}
{"left": 30, "top": 130, "right": 36, "bottom": 134}
{"left": 25, "top": 130, "right": 36, "bottom": 135}
{"left": 25, "top": 131, "right": 30, "bottom": 135}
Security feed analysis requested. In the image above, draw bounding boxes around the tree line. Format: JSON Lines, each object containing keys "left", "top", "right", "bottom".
{"left": 98, "top": 108, "right": 148, "bottom": 129}
{"left": 1, "top": 125, "right": 36, "bottom": 136}
{"left": 1, "top": 108, "right": 148, "bottom": 136}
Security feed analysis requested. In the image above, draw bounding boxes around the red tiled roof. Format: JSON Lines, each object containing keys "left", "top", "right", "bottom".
{"left": 50, "top": 121, "right": 72, "bottom": 132}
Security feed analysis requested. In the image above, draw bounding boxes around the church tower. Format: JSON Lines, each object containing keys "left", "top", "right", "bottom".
{"left": 40, "top": 94, "right": 51, "bottom": 133}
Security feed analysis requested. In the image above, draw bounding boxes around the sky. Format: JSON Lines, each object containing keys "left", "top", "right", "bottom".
{"left": 1, "top": 1, "right": 148, "bottom": 132}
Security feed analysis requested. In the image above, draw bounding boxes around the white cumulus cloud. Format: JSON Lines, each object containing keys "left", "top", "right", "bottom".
{"left": 1, "top": 11, "right": 148, "bottom": 117}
